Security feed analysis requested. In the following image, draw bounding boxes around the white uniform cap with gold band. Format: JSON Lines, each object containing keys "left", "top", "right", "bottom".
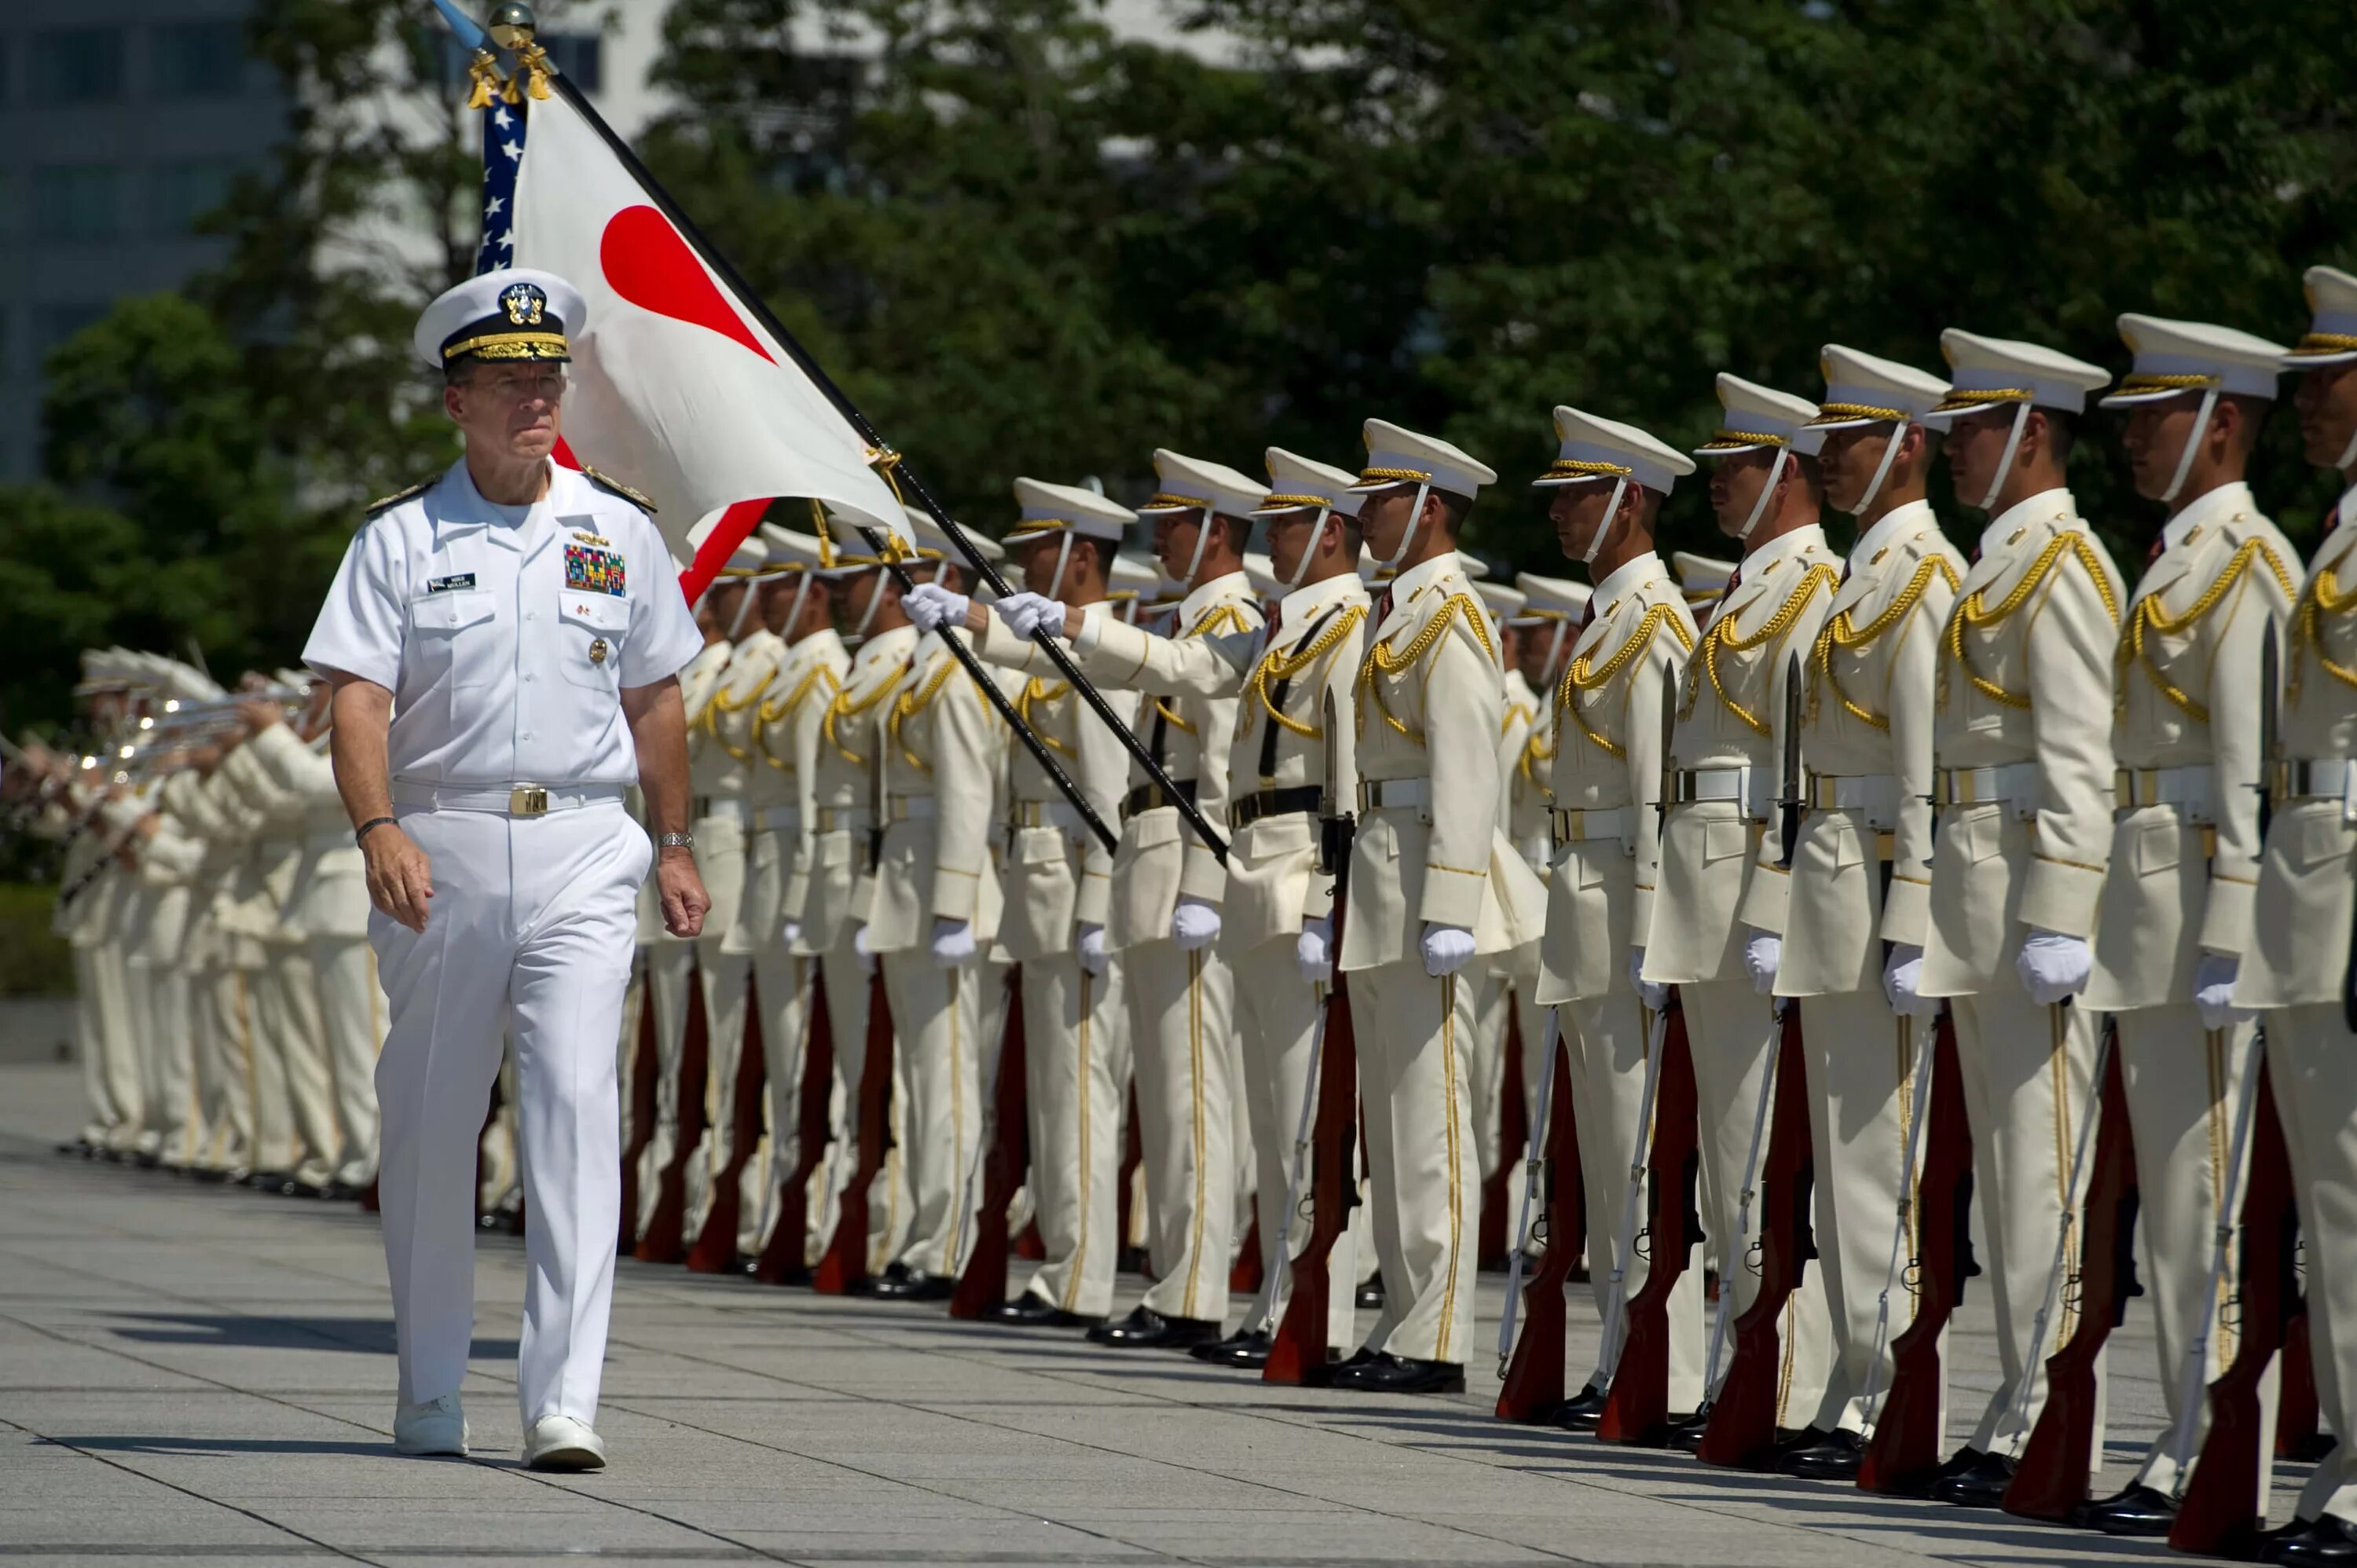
{"left": 753, "top": 522, "right": 832, "bottom": 574}
{"left": 2286, "top": 266, "right": 2357, "bottom": 369}
{"left": 2097, "top": 314, "right": 2286, "bottom": 408}
{"left": 1005, "top": 477, "right": 1136, "bottom": 543}
{"left": 1249, "top": 449, "right": 1365, "bottom": 518}
{"left": 412, "top": 268, "right": 585, "bottom": 369}
{"left": 1531, "top": 406, "right": 1695, "bottom": 494}
{"left": 901, "top": 502, "right": 1003, "bottom": 561}
{"left": 1673, "top": 550, "right": 1736, "bottom": 600}
{"left": 1135, "top": 449, "right": 1266, "bottom": 520}
{"left": 1473, "top": 577, "right": 1526, "bottom": 628}
{"left": 1931, "top": 328, "right": 2110, "bottom": 418}
{"left": 1805, "top": 346, "right": 1949, "bottom": 431}
{"left": 1346, "top": 419, "right": 1497, "bottom": 497}
{"left": 1512, "top": 570, "right": 1592, "bottom": 624}
{"left": 1692, "top": 372, "right": 1826, "bottom": 458}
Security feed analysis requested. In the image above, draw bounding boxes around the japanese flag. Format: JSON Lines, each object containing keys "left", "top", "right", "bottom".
{"left": 508, "top": 86, "right": 913, "bottom": 594}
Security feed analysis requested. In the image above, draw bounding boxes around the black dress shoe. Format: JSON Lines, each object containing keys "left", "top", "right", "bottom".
{"left": 2068, "top": 1483, "right": 2176, "bottom": 1537}
{"left": 982, "top": 1295, "right": 1103, "bottom": 1328}
{"left": 867, "top": 1269, "right": 953, "bottom": 1301}
{"left": 1929, "top": 1449, "right": 2017, "bottom": 1508}
{"left": 1355, "top": 1275, "right": 1386, "bottom": 1310}
{"left": 2262, "top": 1515, "right": 2357, "bottom": 1565}
{"left": 1553, "top": 1383, "right": 1608, "bottom": 1432}
{"left": 1666, "top": 1404, "right": 1714, "bottom": 1453}
{"left": 1326, "top": 1351, "right": 1466, "bottom": 1394}
{"left": 852, "top": 1262, "right": 913, "bottom": 1298}
{"left": 1086, "top": 1305, "right": 1222, "bottom": 1349}
{"left": 1778, "top": 1428, "right": 1864, "bottom": 1481}
{"left": 1189, "top": 1328, "right": 1274, "bottom": 1368}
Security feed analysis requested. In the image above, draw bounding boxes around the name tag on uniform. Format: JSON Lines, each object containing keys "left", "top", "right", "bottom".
{"left": 426, "top": 572, "right": 476, "bottom": 592}
{"left": 565, "top": 544, "right": 626, "bottom": 595}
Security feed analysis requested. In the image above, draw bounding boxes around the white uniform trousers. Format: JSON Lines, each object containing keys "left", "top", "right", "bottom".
{"left": 635, "top": 940, "right": 695, "bottom": 1237}
{"left": 745, "top": 945, "right": 813, "bottom": 1256}
{"left": 197, "top": 965, "right": 256, "bottom": 1173}
{"left": 1947, "top": 987, "right": 2107, "bottom": 1461}
{"left": 1483, "top": 943, "right": 1547, "bottom": 1228}
{"left": 1015, "top": 954, "right": 1126, "bottom": 1317}
{"left": 810, "top": 941, "right": 906, "bottom": 1273}
{"left": 682, "top": 947, "right": 754, "bottom": 1247}
{"left": 878, "top": 951, "right": 983, "bottom": 1277}
{"left": 1351, "top": 962, "right": 1479, "bottom": 1365}
{"left": 126, "top": 958, "right": 197, "bottom": 1163}
{"left": 310, "top": 937, "right": 387, "bottom": 1188}
{"left": 1124, "top": 939, "right": 1236, "bottom": 1325}
{"left": 2267, "top": 1004, "right": 2357, "bottom": 1530}
{"left": 371, "top": 800, "right": 647, "bottom": 1427}
{"left": 90, "top": 941, "right": 145, "bottom": 1152}
{"left": 261, "top": 943, "right": 341, "bottom": 1186}
{"left": 1232, "top": 940, "right": 1356, "bottom": 1346}
{"left": 1562, "top": 991, "right": 1706, "bottom": 1407}
{"left": 2117, "top": 1006, "right": 2271, "bottom": 1497}
{"left": 1680, "top": 980, "right": 1833, "bottom": 1427}
{"left": 1226, "top": 991, "right": 1258, "bottom": 1274}
{"left": 72, "top": 946, "right": 118, "bottom": 1148}
{"left": 1796, "top": 987, "right": 1930, "bottom": 1435}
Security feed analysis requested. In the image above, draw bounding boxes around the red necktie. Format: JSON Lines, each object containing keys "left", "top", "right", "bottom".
{"left": 1376, "top": 588, "right": 1395, "bottom": 622}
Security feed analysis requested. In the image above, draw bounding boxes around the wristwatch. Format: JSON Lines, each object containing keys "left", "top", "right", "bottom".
{"left": 657, "top": 831, "right": 696, "bottom": 850}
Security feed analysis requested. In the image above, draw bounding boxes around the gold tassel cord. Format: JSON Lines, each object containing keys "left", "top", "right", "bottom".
{"left": 1808, "top": 556, "right": 1960, "bottom": 731}
{"left": 1016, "top": 677, "right": 1072, "bottom": 756}
{"left": 1688, "top": 564, "right": 1839, "bottom": 736}
{"left": 2289, "top": 565, "right": 2357, "bottom": 702}
{"left": 888, "top": 653, "right": 964, "bottom": 773}
{"left": 1941, "top": 532, "right": 2119, "bottom": 711}
{"left": 1358, "top": 593, "right": 1497, "bottom": 742}
{"left": 2114, "top": 537, "right": 2296, "bottom": 723}
{"left": 1555, "top": 603, "right": 1692, "bottom": 758}
{"left": 1251, "top": 604, "right": 1365, "bottom": 739}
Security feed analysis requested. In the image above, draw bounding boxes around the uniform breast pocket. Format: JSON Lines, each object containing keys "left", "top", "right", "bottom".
{"left": 408, "top": 588, "right": 499, "bottom": 689}
{"left": 558, "top": 593, "right": 631, "bottom": 690}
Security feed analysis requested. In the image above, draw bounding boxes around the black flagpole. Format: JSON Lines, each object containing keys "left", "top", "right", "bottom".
{"left": 497, "top": 24, "right": 1228, "bottom": 865}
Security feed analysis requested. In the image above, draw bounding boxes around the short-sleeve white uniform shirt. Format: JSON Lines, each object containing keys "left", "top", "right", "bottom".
{"left": 302, "top": 459, "right": 703, "bottom": 787}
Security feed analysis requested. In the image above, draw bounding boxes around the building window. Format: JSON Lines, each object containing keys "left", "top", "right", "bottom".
{"left": 541, "top": 34, "right": 603, "bottom": 93}
{"left": 31, "top": 167, "right": 122, "bottom": 243}
{"left": 151, "top": 21, "right": 247, "bottom": 99}
{"left": 30, "top": 28, "right": 126, "bottom": 104}
{"left": 148, "top": 160, "right": 244, "bottom": 236}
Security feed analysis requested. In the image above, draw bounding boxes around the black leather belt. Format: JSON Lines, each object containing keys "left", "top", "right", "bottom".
{"left": 1230, "top": 785, "right": 1321, "bottom": 829}
{"left": 1122, "top": 779, "right": 1198, "bottom": 819}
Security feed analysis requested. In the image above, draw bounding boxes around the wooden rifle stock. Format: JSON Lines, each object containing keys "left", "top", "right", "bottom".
{"left": 1479, "top": 1008, "right": 1530, "bottom": 1269}
{"left": 1495, "top": 1033, "right": 1584, "bottom": 1421}
{"left": 753, "top": 965, "right": 834, "bottom": 1284}
{"left": 1857, "top": 1009, "right": 1977, "bottom": 1493}
{"left": 2003, "top": 1028, "right": 2141, "bottom": 1519}
{"left": 2279, "top": 1306, "right": 2327, "bottom": 1460}
{"left": 1698, "top": 1003, "right": 1817, "bottom": 1467}
{"left": 688, "top": 973, "right": 768, "bottom": 1273}
{"left": 2170, "top": 1057, "right": 2297, "bottom": 1556}
{"left": 1265, "top": 831, "right": 1357, "bottom": 1386}
{"left": 636, "top": 954, "right": 711, "bottom": 1264}
{"left": 813, "top": 969, "right": 894, "bottom": 1293}
{"left": 1596, "top": 998, "right": 1702, "bottom": 1444}
{"left": 951, "top": 967, "right": 1030, "bottom": 1318}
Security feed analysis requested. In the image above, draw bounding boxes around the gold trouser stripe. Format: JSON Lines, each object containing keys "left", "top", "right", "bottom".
{"left": 1776, "top": 1291, "right": 1800, "bottom": 1427}
{"left": 944, "top": 967, "right": 967, "bottom": 1273}
{"left": 1063, "top": 967, "right": 1094, "bottom": 1314}
{"left": 1437, "top": 973, "right": 1465, "bottom": 1361}
{"left": 2051, "top": 1003, "right": 2080, "bottom": 1345}
{"left": 1183, "top": 949, "right": 1207, "bottom": 1321}
{"left": 2205, "top": 1028, "right": 2235, "bottom": 1365}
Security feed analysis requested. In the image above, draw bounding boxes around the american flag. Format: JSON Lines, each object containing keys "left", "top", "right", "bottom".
{"left": 474, "top": 96, "right": 526, "bottom": 275}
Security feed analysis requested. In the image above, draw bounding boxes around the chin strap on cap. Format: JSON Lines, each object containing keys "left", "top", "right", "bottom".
{"left": 1282, "top": 507, "right": 1332, "bottom": 591}
{"left": 2159, "top": 387, "right": 2220, "bottom": 507}
{"left": 1582, "top": 478, "right": 1629, "bottom": 566}
{"left": 1978, "top": 401, "right": 2032, "bottom": 513}
{"left": 1849, "top": 423, "right": 1908, "bottom": 519}
{"left": 1737, "top": 450, "right": 1788, "bottom": 540}
{"left": 1382, "top": 482, "right": 1433, "bottom": 570}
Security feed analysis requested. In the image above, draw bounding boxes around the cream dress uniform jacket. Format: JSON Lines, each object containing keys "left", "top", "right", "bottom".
{"left": 304, "top": 456, "right": 701, "bottom": 1435}
{"left": 2239, "top": 491, "right": 2357, "bottom": 1536}
{"left": 968, "top": 611, "right": 1138, "bottom": 1318}
{"left": 49, "top": 790, "right": 137, "bottom": 1150}
{"left": 1758, "top": 500, "right": 1963, "bottom": 1436}
{"left": 123, "top": 781, "right": 203, "bottom": 1166}
{"left": 1644, "top": 522, "right": 1839, "bottom": 1424}
{"left": 738, "top": 626, "right": 845, "bottom": 1260}
{"left": 1065, "top": 569, "right": 1262, "bottom": 1327}
{"left": 1477, "top": 666, "right": 1549, "bottom": 1226}
{"left": 2080, "top": 482, "right": 2300, "bottom": 1497}
{"left": 1919, "top": 486, "right": 2124, "bottom": 1461}
{"left": 156, "top": 768, "right": 255, "bottom": 1174}
{"left": 1534, "top": 551, "right": 1707, "bottom": 1405}
{"left": 1343, "top": 551, "right": 1527, "bottom": 1365}
{"left": 1069, "top": 568, "right": 1367, "bottom": 1340}
{"left": 866, "top": 627, "right": 1009, "bottom": 1280}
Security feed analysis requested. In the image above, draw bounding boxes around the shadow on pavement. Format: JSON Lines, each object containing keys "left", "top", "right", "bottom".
{"left": 104, "top": 1311, "right": 517, "bottom": 1360}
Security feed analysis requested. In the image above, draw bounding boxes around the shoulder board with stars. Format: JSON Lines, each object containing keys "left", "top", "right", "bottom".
{"left": 582, "top": 467, "right": 657, "bottom": 515}
{"left": 361, "top": 478, "right": 434, "bottom": 518}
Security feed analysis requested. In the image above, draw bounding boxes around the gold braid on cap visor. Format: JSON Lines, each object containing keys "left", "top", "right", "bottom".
{"left": 2115, "top": 372, "right": 2223, "bottom": 395}
{"left": 1809, "top": 401, "right": 1908, "bottom": 425}
{"left": 1696, "top": 428, "right": 1790, "bottom": 451}
{"left": 442, "top": 331, "right": 570, "bottom": 361}
{"left": 1538, "top": 457, "right": 1633, "bottom": 480}
{"left": 2290, "top": 332, "right": 2357, "bottom": 357}
{"left": 1141, "top": 493, "right": 1212, "bottom": 511}
{"left": 1259, "top": 492, "right": 1337, "bottom": 510}
{"left": 1355, "top": 466, "right": 1435, "bottom": 485}
{"left": 1930, "top": 386, "right": 2033, "bottom": 413}
{"left": 1003, "top": 518, "right": 1073, "bottom": 538}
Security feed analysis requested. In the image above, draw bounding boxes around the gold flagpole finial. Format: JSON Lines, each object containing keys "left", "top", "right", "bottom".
{"left": 486, "top": 2, "right": 555, "bottom": 101}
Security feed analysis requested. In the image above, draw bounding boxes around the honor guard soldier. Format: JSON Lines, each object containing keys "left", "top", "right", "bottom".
{"left": 1646, "top": 375, "right": 1840, "bottom": 1441}
{"left": 1336, "top": 419, "right": 1541, "bottom": 1394}
{"left": 736, "top": 525, "right": 843, "bottom": 1264}
{"left": 1527, "top": 407, "right": 1707, "bottom": 1427}
{"left": 1473, "top": 573, "right": 1544, "bottom": 1244}
{"left": 302, "top": 269, "right": 709, "bottom": 1468}
{"left": 1762, "top": 347, "right": 1964, "bottom": 1477}
{"left": 2239, "top": 264, "right": 2357, "bottom": 1568}
{"left": 1915, "top": 329, "right": 2122, "bottom": 1505}
{"left": 2071, "top": 316, "right": 2301, "bottom": 1535}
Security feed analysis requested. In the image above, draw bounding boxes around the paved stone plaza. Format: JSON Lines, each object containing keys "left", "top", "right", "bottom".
{"left": 0, "top": 1059, "right": 2312, "bottom": 1566}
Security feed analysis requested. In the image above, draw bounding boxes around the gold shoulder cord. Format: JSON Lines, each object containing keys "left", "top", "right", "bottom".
{"left": 700, "top": 660, "right": 775, "bottom": 762}
{"left": 823, "top": 664, "right": 901, "bottom": 766}
{"left": 2289, "top": 563, "right": 2357, "bottom": 702}
{"left": 1017, "top": 676, "right": 1072, "bottom": 756}
{"left": 754, "top": 663, "right": 838, "bottom": 771}
{"left": 1941, "top": 531, "right": 2118, "bottom": 711}
{"left": 1358, "top": 593, "right": 1497, "bottom": 742}
{"left": 2115, "top": 536, "right": 2297, "bottom": 723}
{"left": 888, "top": 654, "right": 963, "bottom": 774}
{"left": 1555, "top": 603, "right": 1694, "bottom": 758}
{"left": 1808, "top": 556, "right": 1959, "bottom": 731}
{"left": 1686, "top": 564, "right": 1838, "bottom": 735}
{"left": 1252, "top": 603, "right": 1365, "bottom": 740}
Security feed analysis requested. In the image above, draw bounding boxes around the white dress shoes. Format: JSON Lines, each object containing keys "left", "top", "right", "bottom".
{"left": 524, "top": 1413, "right": 608, "bottom": 1471}
{"left": 392, "top": 1393, "right": 469, "bottom": 1457}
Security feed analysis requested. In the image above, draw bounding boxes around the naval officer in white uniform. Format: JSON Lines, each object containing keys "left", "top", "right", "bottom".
{"left": 303, "top": 269, "right": 708, "bottom": 1471}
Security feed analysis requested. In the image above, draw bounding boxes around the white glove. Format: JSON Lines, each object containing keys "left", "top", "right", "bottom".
{"left": 1629, "top": 947, "right": 1669, "bottom": 1013}
{"left": 901, "top": 581, "right": 969, "bottom": 632}
{"left": 852, "top": 922, "right": 876, "bottom": 975}
{"left": 1077, "top": 922, "right": 1109, "bottom": 976}
{"left": 996, "top": 591, "right": 1066, "bottom": 641}
{"left": 780, "top": 918, "right": 802, "bottom": 949}
{"left": 2015, "top": 927, "right": 2092, "bottom": 1006}
{"left": 1421, "top": 921, "right": 1477, "bottom": 977}
{"left": 1742, "top": 929, "right": 1782, "bottom": 996}
{"left": 1296, "top": 915, "right": 1334, "bottom": 983}
{"left": 2194, "top": 952, "right": 2251, "bottom": 1031}
{"left": 1882, "top": 943, "right": 1938, "bottom": 1019}
{"left": 929, "top": 915, "right": 977, "bottom": 968}
{"left": 1171, "top": 896, "right": 1221, "bottom": 951}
